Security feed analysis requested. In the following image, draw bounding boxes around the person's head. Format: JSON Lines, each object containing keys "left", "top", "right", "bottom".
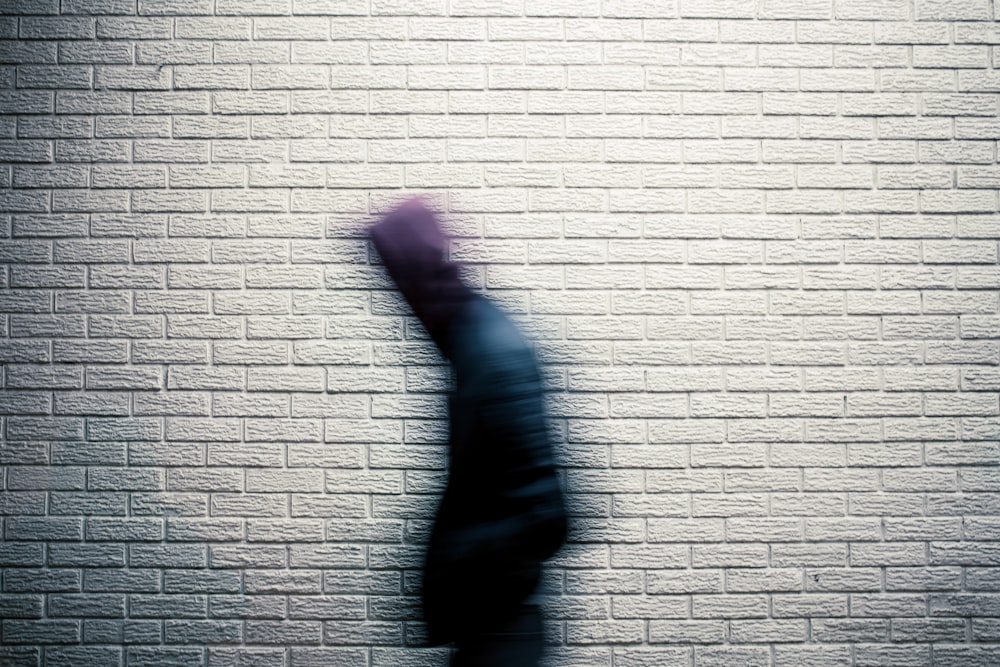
{"left": 370, "top": 197, "right": 473, "bottom": 355}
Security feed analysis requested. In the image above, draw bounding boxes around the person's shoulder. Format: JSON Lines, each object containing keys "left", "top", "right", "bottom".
{"left": 450, "top": 297, "right": 538, "bottom": 382}
{"left": 455, "top": 297, "right": 529, "bottom": 356}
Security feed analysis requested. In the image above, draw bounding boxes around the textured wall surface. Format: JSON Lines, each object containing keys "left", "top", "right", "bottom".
{"left": 1, "top": 0, "right": 999, "bottom": 665}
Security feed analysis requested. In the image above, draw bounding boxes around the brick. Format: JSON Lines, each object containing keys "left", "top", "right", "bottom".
{"left": 641, "top": 621, "right": 724, "bottom": 647}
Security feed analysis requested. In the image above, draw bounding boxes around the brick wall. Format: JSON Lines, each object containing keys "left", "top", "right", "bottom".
{"left": 1, "top": 0, "right": 999, "bottom": 665}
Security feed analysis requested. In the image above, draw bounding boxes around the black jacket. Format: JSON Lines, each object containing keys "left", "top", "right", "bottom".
{"left": 371, "top": 200, "right": 567, "bottom": 645}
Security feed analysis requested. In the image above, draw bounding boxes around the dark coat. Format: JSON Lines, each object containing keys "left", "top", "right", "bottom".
{"left": 370, "top": 200, "right": 567, "bottom": 646}
{"left": 422, "top": 295, "right": 567, "bottom": 645}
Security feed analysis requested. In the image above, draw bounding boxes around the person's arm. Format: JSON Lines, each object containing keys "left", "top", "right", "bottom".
{"left": 452, "top": 345, "right": 567, "bottom": 562}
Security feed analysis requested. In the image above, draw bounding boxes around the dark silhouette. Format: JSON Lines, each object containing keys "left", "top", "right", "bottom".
{"left": 371, "top": 198, "right": 567, "bottom": 666}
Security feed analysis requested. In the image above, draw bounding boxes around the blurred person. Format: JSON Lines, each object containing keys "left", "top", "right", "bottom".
{"left": 370, "top": 198, "right": 567, "bottom": 667}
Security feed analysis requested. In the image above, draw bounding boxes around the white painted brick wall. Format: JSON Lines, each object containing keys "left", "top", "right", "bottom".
{"left": 1, "top": 0, "right": 999, "bottom": 665}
